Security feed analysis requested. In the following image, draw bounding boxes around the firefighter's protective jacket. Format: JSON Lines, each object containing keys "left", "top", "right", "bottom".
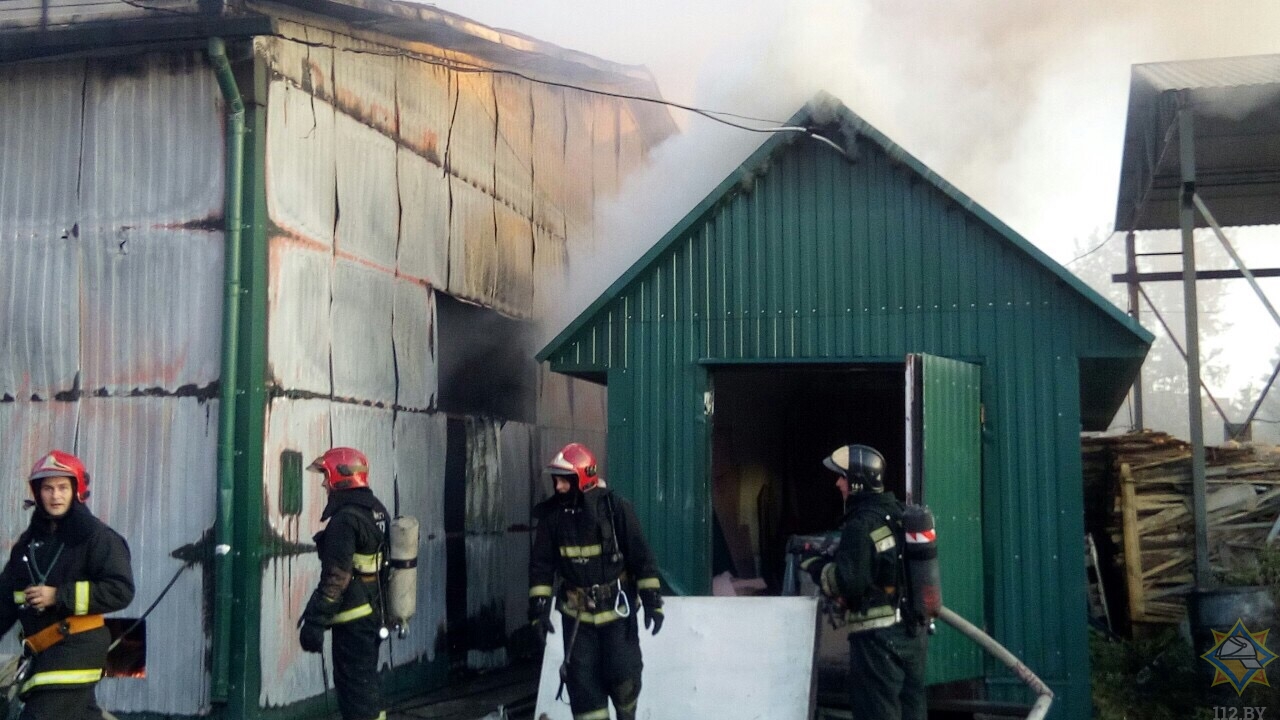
{"left": 825, "top": 491, "right": 906, "bottom": 632}
{"left": 305, "top": 488, "right": 390, "bottom": 626}
{"left": 529, "top": 486, "right": 659, "bottom": 624}
{"left": 0, "top": 501, "right": 134, "bottom": 695}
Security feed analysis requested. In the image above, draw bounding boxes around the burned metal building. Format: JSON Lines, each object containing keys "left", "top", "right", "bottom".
{"left": 538, "top": 95, "right": 1154, "bottom": 719}
{"left": 0, "top": 1, "right": 674, "bottom": 718}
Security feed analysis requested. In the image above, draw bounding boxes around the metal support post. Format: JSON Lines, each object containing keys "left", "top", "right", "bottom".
{"left": 1178, "top": 106, "right": 1211, "bottom": 588}
{"left": 1125, "top": 231, "right": 1144, "bottom": 429}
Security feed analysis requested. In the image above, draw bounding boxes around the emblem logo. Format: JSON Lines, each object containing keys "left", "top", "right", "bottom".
{"left": 1200, "top": 618, "right": 1277, "bottom": 696}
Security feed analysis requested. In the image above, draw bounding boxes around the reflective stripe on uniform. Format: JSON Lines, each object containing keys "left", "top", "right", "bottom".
{"left": 530, "top": 585, "right": 553, "bottom": 598}
{"left": 559, "top": 544, "right": 602, "bottom": 558}
{"left": 12, "top": 591, "right": 24, "bottom": 605}
{"left": 559, "top": 604, "right": 622, "bottom": 625}
{"left": 75, "top": 581, "right": 90, "bottom": 615}
{"left": 847, "top": 606, "right": 900, "bottom": 633}
{"left": 373, "top": 712, "right": 387, "bottom": 720}
{"left": 636, "top": 577, "right": 661, "bottom": 590}
{"left": 870, "top": 525, "right": 896, "bottom": 553}
{"left": 575, "top": 708, "right": 611, "bottom": 720}
{"left": 331, "top": 603, "right": 373, "bottom": 624}
{"left": 20, "top": 668, "right": 103, "bottom": 693}
{"left": 819, "top": 563, "right": 839, "bottom": 598}
{"left": 352, "top": 552, "right": 382, "bottom": 574}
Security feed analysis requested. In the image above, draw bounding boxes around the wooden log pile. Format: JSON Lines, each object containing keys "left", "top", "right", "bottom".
{"left": 1083, "top": 430, "right": 1280, "bottom": 625}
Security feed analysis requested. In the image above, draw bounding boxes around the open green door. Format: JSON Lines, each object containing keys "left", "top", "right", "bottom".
{"left": 906, "top": 353, "right": 984, "bottom": 684}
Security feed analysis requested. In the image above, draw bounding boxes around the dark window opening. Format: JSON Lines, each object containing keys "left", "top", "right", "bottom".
{"left": 709, "top": 364, "right": 907, "bottom": 594}
{"left": 710, "top": 364, "right": 908, "bottom": 705}
{"left": 105, "top": 618, "right": 145, "bottom": 678}
{"left": 435, "top": 292, "right": 537, "bottom": 422}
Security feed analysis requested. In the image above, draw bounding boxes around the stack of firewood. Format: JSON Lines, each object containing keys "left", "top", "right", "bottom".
{"left": 1082, "top": 431, "right": 1280, "bottom": 625}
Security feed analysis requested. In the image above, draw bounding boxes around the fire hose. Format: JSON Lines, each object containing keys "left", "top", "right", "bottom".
{"left": 937, "top": 606, "right": 1055, "bottom": 720}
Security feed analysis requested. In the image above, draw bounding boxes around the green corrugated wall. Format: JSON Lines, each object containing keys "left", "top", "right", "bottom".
{"left": 546, "top": 128, "right": 1149, "bottom": 719}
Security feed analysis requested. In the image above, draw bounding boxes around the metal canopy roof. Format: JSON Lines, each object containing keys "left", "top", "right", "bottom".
{"left": 1115, "top": 54, "right": 1280, "bottom": 232}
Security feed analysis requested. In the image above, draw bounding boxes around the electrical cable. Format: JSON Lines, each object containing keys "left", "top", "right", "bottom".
{"left": 109, "top": 562, "right": 191, "bottom": 652}
{"left": 269, "top": 35, "right": 852, "bottom": 155}
{"left": 1066, "top": 231, "right": 1119, "bottom": 266}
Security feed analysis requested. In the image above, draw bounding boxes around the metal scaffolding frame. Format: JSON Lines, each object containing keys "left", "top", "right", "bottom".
{"left": 1113, "top": 101, "right": 1280, "bottom": 586}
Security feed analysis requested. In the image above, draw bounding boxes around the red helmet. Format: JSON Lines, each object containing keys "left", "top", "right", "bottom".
{"left": 29, "top": 450, "right": 91, "bottom": 503}
{"left": 308, "top": 447, "right": 370, "bottom": 491}
{"left": 546, "top": 442, "right": 600, "bottom": 492}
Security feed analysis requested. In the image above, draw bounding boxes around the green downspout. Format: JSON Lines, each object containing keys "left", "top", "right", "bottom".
{"left": 208, "top": 36, "right": 244, "bottom": 704}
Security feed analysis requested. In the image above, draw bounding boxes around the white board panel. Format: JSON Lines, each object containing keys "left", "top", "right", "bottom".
{"left": 535, "top": 597, "right": 818, "bottom": 720}
{"left": 396, "top": 148, "right": 449, "bottom": 288}
{"left": 266, "top": 80, "right": 336, "bottom": 245}
{"left": 331, "top": 259, "right": 395, "bottom": 403}
{"left": 335, "top": 111, "right": 398, "bottom": 268}
{"left": 392, "top": 279, "right": 437, "bottom": 411}
{"left": 267, "top": 239, "right": 332, "bottom": 395}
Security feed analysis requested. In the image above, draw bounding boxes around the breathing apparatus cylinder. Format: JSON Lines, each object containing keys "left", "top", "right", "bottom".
{"left": 903, "top": 504, "right": 942, "bottom": 621}
{"left": 388, "top": 516, "right": 419, "bottom": 636}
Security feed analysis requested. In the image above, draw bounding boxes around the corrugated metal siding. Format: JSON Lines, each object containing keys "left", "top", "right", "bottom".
{"left": 1135, "top": 53, "right": 1280, "bottom": 91}
{"left": 0, "top": 0, "right": 207, "bottom": 30}
{"left": 331, "top": 259, "right": 396, "bottom": 403}
{"left": 259, "top": 17, "right": 661, "bottom": 696}
{"left": 0, "top": 51, "right": 223, "bottom": 716}
{"left": 335, "top": 112, "right": 399, "bottom": 269}
{"left": 550, "top": 139, "right": 1145, "bottom": 719}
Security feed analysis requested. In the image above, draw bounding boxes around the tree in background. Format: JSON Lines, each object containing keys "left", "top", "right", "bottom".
{"left": 1067, "top": 227, "right": 1242, "bottom": 442}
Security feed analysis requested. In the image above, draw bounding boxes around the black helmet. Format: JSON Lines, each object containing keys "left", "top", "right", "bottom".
{"left": 823, "top": 444, "right": 885, "bottom": 493}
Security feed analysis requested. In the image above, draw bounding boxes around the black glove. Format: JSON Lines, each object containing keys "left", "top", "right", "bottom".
{"left": 639, "top": 588, "right": 664, "bottom": 635}
{"left": 529, "top": 596, "right": 554, "bottom": 639}
{"left": 299, "top": 621, "right": 325, "bottom": 653}
{"left": 298, "top": 590, "right": 338, "bottom": 653}
{"left": 799, "top": 552, "right": 830, "bottom": 585}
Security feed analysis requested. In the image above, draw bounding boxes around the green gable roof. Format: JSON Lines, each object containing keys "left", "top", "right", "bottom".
{"left": 539, "top": 92, "right": 1152, "bottom": 364}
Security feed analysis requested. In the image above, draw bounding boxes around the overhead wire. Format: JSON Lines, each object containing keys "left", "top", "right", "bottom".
{"left": 272, "top": 34, "right": 851, "bottom": 155}
{"left": 1065, "top": 231, "right": 1119, "bottom": 266}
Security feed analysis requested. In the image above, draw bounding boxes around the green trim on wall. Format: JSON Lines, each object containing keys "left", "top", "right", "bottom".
{"left": 225, "top": 42, "right": 270, "bottom": 720}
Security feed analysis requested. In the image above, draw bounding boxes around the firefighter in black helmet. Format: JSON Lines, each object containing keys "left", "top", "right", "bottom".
{"left": 298, "top": 447, "right": 390, "bottom": 720}
{"left": 801, "top": 444, "right": 928, "bottom": 720}
{"left": 528, "top": 443, "right": 663, "bottom": 720}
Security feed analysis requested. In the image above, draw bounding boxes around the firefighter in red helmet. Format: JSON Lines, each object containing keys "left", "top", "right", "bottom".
{"left": 297, "top": 447, "right": 391, "bottom": 720}
{"left": 528, "top": 442, "right": 663, "bottom": 720}
{"left": 0, "top": 450, "right": 134, "bottom": 719}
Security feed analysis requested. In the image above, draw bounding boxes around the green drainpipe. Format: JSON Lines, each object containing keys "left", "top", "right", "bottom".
{"left": 208, "top": 36, "right": 244, "bottom": 704}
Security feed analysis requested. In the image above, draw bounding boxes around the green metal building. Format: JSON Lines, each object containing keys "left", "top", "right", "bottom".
{"left": 538, "top": 94, "right": 1153, "bottom": 718}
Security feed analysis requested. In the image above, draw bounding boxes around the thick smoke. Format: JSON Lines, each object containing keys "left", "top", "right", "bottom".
{"left": 425, "top": 0, "right": 1280, "bottom": 436}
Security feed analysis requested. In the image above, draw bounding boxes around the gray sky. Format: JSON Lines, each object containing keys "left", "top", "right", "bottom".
{"left": 423, "top": 1, "right": 1280, "bottom": 416}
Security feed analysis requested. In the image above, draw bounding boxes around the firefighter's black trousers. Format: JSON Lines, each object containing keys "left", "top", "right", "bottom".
{"left": 19, "top": 686, "right": 101, "bottom": 720}
{"left": 847, "top": 622, "right": 928, "bottom": 720}
{"left": 561, "top": 613, "right": 643, "bottom": 720}
{"left": 332, "top": 614, "right": 384, "bottom": 720}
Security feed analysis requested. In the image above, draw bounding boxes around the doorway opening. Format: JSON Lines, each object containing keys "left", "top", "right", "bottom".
{"left": 709, "top": 364, "right": 906, "bottom": 595}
